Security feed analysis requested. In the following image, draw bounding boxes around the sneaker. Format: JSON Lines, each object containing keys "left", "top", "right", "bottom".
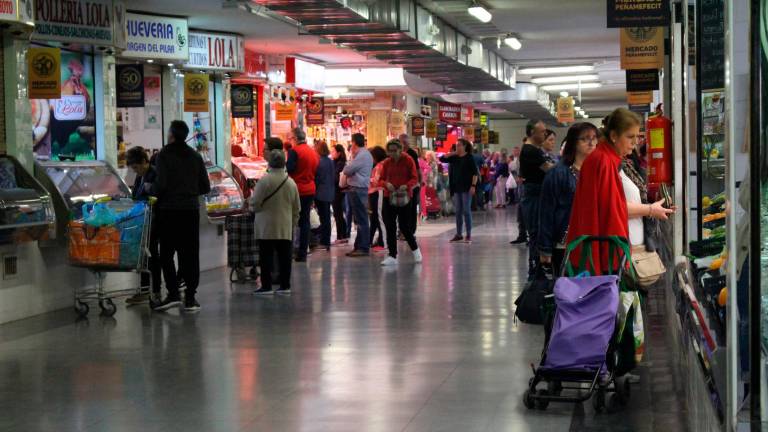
{"left": 464, "top": 236, "right": 472, "bottom": 244}
{"left": 510, "top": 237, "right": 528, "bottom": 245}
{"left": 275, "top": 287, "right": 291, "bottom": 295}
{"left": 381, "top": 256, "right": 398, "bottom": 266}
{"left": 346, "top": 250, "right": 370, "bottom": 257}
{"left": 126, "top": 292, "right": 150, "bottom": 305}
{"left": 253, "top": 287, "right": 274, "bottom": 295}
{"left": 413, "top": 249, "right": 423, "bottom": 263}
{"left": 151, "top": 297, "right": 181, "bottom": 312}
{"left": 184, "top": 296, "right": 201, "bottom": 312}
{"left": 450, "top": 235, "right": 464, "bottom": 243}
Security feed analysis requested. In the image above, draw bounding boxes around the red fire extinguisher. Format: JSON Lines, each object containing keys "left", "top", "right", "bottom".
{"left": 646, "top": 103, "right": 672, "bottom": 185}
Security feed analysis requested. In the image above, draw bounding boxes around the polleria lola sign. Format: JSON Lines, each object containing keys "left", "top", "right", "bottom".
{"left": 33, "top": 0, "right": 114, "bottom": 45}
{"left": 184, "top": 32, "right": 244, "bottom": 72}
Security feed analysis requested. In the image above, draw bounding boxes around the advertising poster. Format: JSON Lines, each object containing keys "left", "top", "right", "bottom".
{"left": 389, "top": 111, "right": 406, "bottom": 136}
{"left": 28, "top": 47, "right": 61, "bottom": 100}
{"left": 460, "top": 105, "right": 474, "bottom": 123}
{"left": 556, "top": 96, "right": 575, "bottom": 124}
{"left": 275, "top": 104, "right": 295, "bottom": 122}
{"left": 231, "top": 84, "right": 254, "bottom": 119}
{"left": 305, "top": 97, "right": 324, "bottom": 125}
{"left": 607, "top": 0, "right": 669, "bottom": 28}
{"left": 123, "top": 13, "right": 188, "bottom": 61}
{"left": 626, "top": 69, "right": 659, "bottom": 92}
{"left": 436, "top": 123, "right": 448, "bottom": 141}
{"left": 32, "top": 50, "right": 96, "bottom": 160}
{"left": 420, "top": 105, "right": 432, "bottom": 118}
{"left": 411, "top": 116, "right": 425, "bottom": 136}
{"left": 184, "top": 73, "right": 210, "bottom": 112}
{"left": 426, "top": 120, "right": 437, "bottom": 138}
{"left": 33, "top": 0, "right": 114, "bottom": 46}
{"left": 627, "top": 91, "right": 653, "bottom": 105}
{"left": 620, "top": 27, "right": 664, "bottom": 70}
{"left": 144, "top": 76, "right": 161, "bottom": 105}
{"left": 115, "top": 64, "right": 144, "bottom": 108}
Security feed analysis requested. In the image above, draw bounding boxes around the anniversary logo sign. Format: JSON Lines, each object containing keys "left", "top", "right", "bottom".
{"left": 230, "top": 84, "right": 254, "bottom": 118}
{"left": 607, "top": 0, "right": 669, "bottom": 28}
{"left": 28, "top": 47, "right": 61, "bottom": 99}
{"left": 620, "top": 27, "right": 664, "bottom": 70}
{"left": 305, "top": 97, "right": 324, "bottom": 125}
{"left": 184, "top": 73, "right": 209, "bottom": 112}
{"left": 116, "top": 64, "right": 144, "bottom": 108}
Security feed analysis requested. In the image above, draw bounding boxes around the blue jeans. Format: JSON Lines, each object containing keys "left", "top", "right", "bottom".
{"left": 348, "top": 188, "right": 370, "bottom": 252}
{"left": 453, "top": 192, "right": 472, "bottom": 237}
{"left": 344, "top": 193, "right": 353, "bottom": 238}
{"left": 315, "top": 199, "right": 332, "bottom": 247}
{"left": 297, "top": 195, "right": 314, "bottom": 259}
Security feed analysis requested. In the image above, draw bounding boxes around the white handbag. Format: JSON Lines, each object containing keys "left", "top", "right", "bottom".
{"left": 310, "top": 207, "right": 321, "bottom": 229}
{"left": 505, "top": 175, "right": 517, "bottom": 190}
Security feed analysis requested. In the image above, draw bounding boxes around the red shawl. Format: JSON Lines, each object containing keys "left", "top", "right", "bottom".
{"left": 565, "top": 140, "right": 629, "bottom": 274}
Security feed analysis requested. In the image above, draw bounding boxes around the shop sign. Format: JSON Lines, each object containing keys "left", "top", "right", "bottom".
{"left": 627, "top": 91, "right": 653, "bottom": 105}
{"left": 626, "top": 69, "right": 659, "bottom": 92}
{"left": 28, "top": 47, "right": 62, "bottom": 99}
{"left": 426, "top": 120, "right": 437, "bottom": 138}
{"left": 231, "top": 84, "right": 253, "bottom": 118}
{"left": 629, "top": 103, "right": 651, "bottom": 113}
{"left": 438, "top": 102, "right": 461, "bottom": 123}
{"left": 389, "top": 111, "right": 406, "bottom": 136}
{"left": 420, "top": 105, "right": 432, "bottom": 118}
{"left": 305, "top": 97, "right": 324, "bottom": 126}
{"left": 185, "top": 32, "right": 243, "bottom": 72}
{"left": 556, "top": 96, "right": 575, "bottom": 124}
{"left": 489, "top": 131, "right": 499, "bottom": 145}
{"left": 436, "top": 123, "right": 448, "bottom": 141}
{"left": 481, "top": 128, "right": 489, "bottom": 145}
{"left": 620, "top": 27, "right": 664, "bottom": 70}
{"left": 412, "top": 116, "right": 425, "bottom": 136}
{"left": 479, "top": 113, "right": 488, "bottom": 127}
{"left": 123, "top": 13, "right": 188, "bottom": 61}
{"left": 243, "top": 50, "right": 267, "bottom": 77}
{"left": 286, "top": 57, "right": 325, "bottom": 93}
{"left": 53, "top": 95, "right": 87, "bottom": 120}
{"left": 183, "top": 73, "right": 209, "bottom": 112}
{"left": 463, "top": 126, "right": 475, "bottom": 142}
{"left": 607, "top": 0, "right": 669, "bottom": 28}
{"left": 461, "top": 105, "right": 474, "bottom": 123}
{"left": 115, "top": 64, "right": 144, "bottom": 108}
{"left": 33, "top": 0, "right": 114, "bottom": 46}
{"left": 0, "top": 0, "right": 33, "bottom": 24}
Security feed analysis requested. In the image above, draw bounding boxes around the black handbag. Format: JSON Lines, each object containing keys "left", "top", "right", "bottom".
{"left": 514, "top": 265, "right": 555, "bottom": 325}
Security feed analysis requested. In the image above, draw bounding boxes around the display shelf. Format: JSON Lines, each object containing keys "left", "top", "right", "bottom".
{"left": 204, "top": 165, "right": 245, "bottom": 222}
{"left": 0, "top": 156, "right": 55, "bottom": 244}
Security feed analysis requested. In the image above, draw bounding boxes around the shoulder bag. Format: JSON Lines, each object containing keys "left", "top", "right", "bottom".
{"left": 261, "top": 175, "right": 289, "bottom": 207}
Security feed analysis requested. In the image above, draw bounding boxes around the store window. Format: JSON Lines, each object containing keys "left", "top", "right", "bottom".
{"left": 32, "top": 49, "right": 97, "bottom": 161}
{"left": 116, "top": 64, "right": 163, "bottom": 168}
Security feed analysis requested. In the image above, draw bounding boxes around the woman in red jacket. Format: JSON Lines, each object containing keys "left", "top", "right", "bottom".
{"left": 379, "top": 139, "right": 422, "bottom": 266}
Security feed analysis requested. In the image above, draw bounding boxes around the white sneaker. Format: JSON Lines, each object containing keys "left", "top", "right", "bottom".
{"left": 381, "top": 256, "right": 398, "bottom": 266}
{"left": 413, "top": 249, "right": 423, "bottom": 263}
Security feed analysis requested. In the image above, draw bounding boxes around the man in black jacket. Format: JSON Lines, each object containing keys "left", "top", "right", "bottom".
{"left": 151, "top": 121, "right": 211, "bottom": 312}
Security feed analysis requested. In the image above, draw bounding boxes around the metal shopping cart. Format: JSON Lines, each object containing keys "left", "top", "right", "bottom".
{"left": 68, "top": 200, "right": 152, "bottom": 317}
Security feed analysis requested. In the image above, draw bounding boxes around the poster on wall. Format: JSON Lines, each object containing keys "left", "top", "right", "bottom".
{"left": 231, "top": 84, "right": 254, "bottom": 119}
{"left": 306, "top": 97, "right": 324, "bottom": 125}
{"left": 389, "top": 111, "right": 406, "bottom": 136}
{"left": 184, "top": 73, "right": 210, "bottom": 112}
{"left": 123, "top": 12, "right": 189, "bottom": 61}
{"left": 426, "top": 120, "right": 437, "bottom": 138}
{"left": 28, "top": 47, "right": 61, "bottom": 100}
{"left": 620, "top": 27, "right": 664, "bottom": 70}
{"left": 32, "top": 50, "right": 96, "bottom": 160}
{"left": 556, "top": 96, "right": 575, "bottom": 124}
{"left": 33, "top": 0, "right": 115, "bottom": 46}
{"left": 412, "top": 116, "right": 425, "bottom": 136}
{"left": 607, "top": 0, "right": 669, "bottom": 28}
{"left": 116, "top": 64, "right": 144, "bottom": 108}
{"left": 144, "top": 75, "right": 161, "bottom": 105}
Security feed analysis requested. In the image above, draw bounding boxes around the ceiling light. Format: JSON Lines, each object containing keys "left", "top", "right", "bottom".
{"left": 147, "top": 59, "right": 154, "bottom": 63}
{"left": 559, "top": 91, "right": 569, "bottom": 97}
{"left": 519, "top": 65, "right": 594, "bottom": 75}
{"left": 167, "top": 63, "right": 174, "bottom": 67}
{"left": 468, "top": 5, "right": 492, "bottom": 23}
{"left": 504, "top": 36, "right": 522, "bottom": 50}
{"left": 540, "top": 82, "right": 602, "bottom": 91}
{"left": 531, "top": 74, "right": 599, "bottom": 84}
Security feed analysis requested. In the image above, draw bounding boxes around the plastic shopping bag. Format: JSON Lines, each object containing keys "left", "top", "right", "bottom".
{"left": 68, "top": 221, "right": 120, "bottom": 266}
{"left": 617, "top": 291, "right": 645, "bottom": 363}
{"left": 506, "top": 174, "right": 517, "bottom": 190}
{"left": 83, "top": 203, "right": 118, "bottom": 227}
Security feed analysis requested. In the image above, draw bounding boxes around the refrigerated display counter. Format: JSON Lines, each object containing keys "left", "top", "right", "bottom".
{"left": 0, "top": 156, "right": 55, "bottom": 244}
{"left": 205, "top": 164, "right": 245, "bottom": 222}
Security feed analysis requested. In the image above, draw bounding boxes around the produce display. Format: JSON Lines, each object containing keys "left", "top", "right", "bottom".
{"left": 204, "top": 165, "right": 245, "bottom": 218}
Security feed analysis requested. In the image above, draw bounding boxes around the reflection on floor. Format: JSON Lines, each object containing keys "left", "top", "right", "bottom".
{"left": 0, "top": 208, "right": 686, "bottom": 431}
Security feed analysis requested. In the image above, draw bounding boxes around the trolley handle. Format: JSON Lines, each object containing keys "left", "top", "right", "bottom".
{"left": 561, "top": 235, "right": 633, "bottom": 279}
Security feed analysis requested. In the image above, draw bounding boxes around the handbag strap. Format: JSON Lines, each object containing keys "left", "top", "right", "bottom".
{"left": 261, "top": 175, "right": 289, "bottom": 207}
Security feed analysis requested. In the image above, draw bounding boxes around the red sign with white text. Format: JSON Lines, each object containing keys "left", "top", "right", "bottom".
{"left": 438, "top": 102, "right": 461, "bottom": 123}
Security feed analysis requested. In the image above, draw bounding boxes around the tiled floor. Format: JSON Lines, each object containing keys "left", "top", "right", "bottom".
{"left": 0, "top": 208, "right": 686, "bottom": 431}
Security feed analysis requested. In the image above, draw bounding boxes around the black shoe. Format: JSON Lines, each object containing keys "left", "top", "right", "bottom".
{"left": 184, "top": 296, "right": 201, "bottom": 312}
{"left": 294, "top": 256, "right": 307, "bottom": 262}
{"left": 449, "top": 235, "right": 464, "bottom": 243}
{"left": 151, "top": 297, "right": 181, "bottom": 311}
{"left": 253, "top": 287, "right": 273, "bottom": 295}
{"left": 510, "top": 237, "right": 528, "bottom": 244}
{"left": 276, "top": 287, "right": 291, "bottom": 295}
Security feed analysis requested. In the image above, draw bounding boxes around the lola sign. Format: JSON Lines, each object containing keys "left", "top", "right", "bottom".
{"left": 184, "top": 32, "right": 243, "bottom": 72}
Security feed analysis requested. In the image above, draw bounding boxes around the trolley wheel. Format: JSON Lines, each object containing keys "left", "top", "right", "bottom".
{"left": 613, "top": 376, "right": 631, "bottom": 406}
{"left": 523, "top": 389, "right": 536, "bottom": 410}
{"left": 535, "top": 389, "right": 550, "bottom": 410}
{"left": 592, "top": 389, "right": 606, "bottom": 413}
{"left": 99, "top": 299, "right": 117, "bottom": 317}
{"left": 74, "top": 300, "right": 89, "bottom": 317}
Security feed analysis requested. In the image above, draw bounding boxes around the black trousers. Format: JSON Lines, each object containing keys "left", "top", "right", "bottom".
{"left": 140, "top": 216, "right": 161, "bottom": 294}
{"left": 297, "top": 195, "right": 314, "bottom": 259}
{"left": 332, "top": 190, "right": 348, "bottom": 240}
{"left": 315, "top": 199, "right": 332, "bottom": 247}
{"left": 383, "top": 199, "right": 418, "bottom": 258}
{"left": 407, "top": 186, "right": 420, "bottom": 236}
{"left": 158, "top": 209, "right": 200, "bottom": 299}
{"left": 369, "top": 192, "right": 384, "bottom": 247}
{"left": 259, "top": 239, "right": 292, "bottom": 289}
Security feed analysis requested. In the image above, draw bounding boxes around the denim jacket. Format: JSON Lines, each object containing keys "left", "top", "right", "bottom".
{"left": 538, "top": 161, "right": 577, "bottom": 256}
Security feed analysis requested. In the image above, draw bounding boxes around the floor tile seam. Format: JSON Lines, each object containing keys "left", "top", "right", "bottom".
{"left": 399, "top": 361, "right": 462, "bottom": 432}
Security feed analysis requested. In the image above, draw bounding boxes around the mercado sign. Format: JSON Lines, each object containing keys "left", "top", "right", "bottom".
{"left": 231, "top": 84, "right": 254, "bottom": 118}
{"left": 426, "top": 120, "right": 437, "bottom": 138}
{"left": 556, "top": 96, "right": 575, "bottom": 124}
{"left": 123, "top": 12, "right": 188, "bottom": 61}
{"left": 620, "top": 27, "right": 664, "bottom": 70}
{"left": 411, "top": 116, "right": 425, "bottom": 136}
{"left": 33, "top": 0, "right": 114, "bottom": 45}
{"left": 184, "top": 73, "right": 209, "bottom": 112}
{"left": 115, "top": 63, "right": 144, "bottom": 108}
{"left": 184, "top": 31, "right": 243, "bottom": 72}
{"left": 305, "top": 96, "right": 324, "bottom": 125}
{"left": 28, "top": 47, "right": 62, "bottom": 99}
{"left": 607, "top": 0, "right": 669, "bottom": 28}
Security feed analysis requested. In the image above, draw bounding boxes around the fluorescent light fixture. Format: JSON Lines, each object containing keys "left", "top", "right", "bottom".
{"left": 540, "top": 82, "right": 602, "bottom": 91}
{"left": 519, "top": 65, "right": 594, "bottom": 75}
{"left": 504, "top": 36, "right": 522, "bottom": 50}
{"left": 167, "top": 63, "right": 174, "bottom": 67}
{"left": 325, "top": 68, "right": 406, "bottom": 87}
{"left": 147, "top": 59, "right": 154, "bottom": 63}
{"left": 559, "top": 91, "right": 569, "bottom": 97}
{"left": 583, "top": 114, "right": 590, "bottom": 118}
{"left": 468, "top": 5, "right": 492, "bottom": 23}
{"left": 531, "top": 74, "right": 599, "bottom": 84}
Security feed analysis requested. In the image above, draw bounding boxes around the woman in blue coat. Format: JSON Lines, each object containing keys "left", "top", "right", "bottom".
{"left": 314, "top": 141, "right": 336, "bottom": 251}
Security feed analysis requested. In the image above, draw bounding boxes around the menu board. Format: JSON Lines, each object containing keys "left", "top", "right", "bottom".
{"left": 699, "top": 0, "right": 725, "bottom": 90}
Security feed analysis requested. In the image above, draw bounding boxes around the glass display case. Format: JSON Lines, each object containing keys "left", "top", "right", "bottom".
{"left": 205, "top": 165, "right": 245, "bottom": 222}
{"left": 0, "top": 156, "right": 55, "bottom": 244}
{"left": 231, "top": 157, "right": 268, "bottom": 199}
{"left": 35, "top": 161, "right": 132, "bottom": 239}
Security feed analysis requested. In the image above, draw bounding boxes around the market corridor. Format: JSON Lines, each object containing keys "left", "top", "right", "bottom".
{"left": 0, "top": 210, "right": 685, "bottom": 432}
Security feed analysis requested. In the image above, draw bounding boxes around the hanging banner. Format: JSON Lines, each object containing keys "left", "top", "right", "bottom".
{"left": 479, "top": 114, "right": 488, "bottom": 127}
{"left": 115, "top": 64, "right": 144, "bottom": 108}
{"left": 627, "top": 91, "right": 653, "bottom": 104}
{"left": 305, "top": 96, "right": 324, "bottom": 125}
{"left": 420, "top": 105, "right": 432, "bottom": 118}
{"left": 183, "top": 73, "right": 209, "bottom": 112}
{"left": 426, "top": 120, "right": 437, "bottom": 138}
{"left": 28, "top": 47, "right": 62, "bottom": 100}
{"left": 556, "top": 96, "right": 575, "bottom": 124}
{"left": 436, "top": 123, "right": 447, "bottom": 141}
{"left": 33, "top": 0, "right": 114, "bottom": 46}
{"left": 629, "top": 103, "right": 651, "bottom": 113}
{"left": 480, "top": 128, "right": 489, "bottom": 145}
{"left": 438, "top": 102, "right": 461, "bottom": 123}
{"left": 620, "top": 27, "right": 664, "bottom": 70}
{"left": 274, "top": 104, "right": 295, "bottom": 122}
{"left": 389, "top": 111, "right": 406, "bottom": 136}
{"left": 185, "top": 32, "right": 243, "bottom": 72}
{"left": 626, "top": 69, "right": 659, "bottom": 92}
{"left": 607, "top": 0, "right": 669, "bottom": 28}
{"left": 460, "top": 105, "right": 474, "bottom": 123}
{"left": 231, "top": 84, "right": 253, "bottom": 119}
{"left": 123, "top": 13, "right": 189, "bottom": 61}
{"left": 412, "top": 116, "right": 425, "bottom": 136}
{"left": 463, "top": 126, "right": 475, "bottom": 142}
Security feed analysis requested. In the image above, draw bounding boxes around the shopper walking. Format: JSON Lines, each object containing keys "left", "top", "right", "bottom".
{"left": 314, "top": 141, "right": 334, "bottom": 251}
{"left": 286, "top": 127, "right": 319, "bottom": 262}
{"left": 493, "top": 152, "right": 510, "bottom": 208}
{"left": 538, "top": 123, "right": 598, "bottom": 274}
{"left": 252, "top": 149, "right": 300, "bottom": 295}
{"left": 331, "top": 144, "right": 349, "bottom": 245}
{"left": 369, "top": 146, "right": 388, "bottom": 252}
{"left": 343, "top": 133, "right": 373, "bottom": 257}
{"left": 151, "top": 120, "right": 211, "bottom": 312}
{"left": 379, "top": 139, "right": 422, "bottom": 266}
{"left": 519, "top": 119, "right": 555, "bottom": 277}
{"left": 440, "top": 139, "right": 480, "bottom": 243}
{"left": 399, "top": 134, "right": 421, "bottom": 236}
